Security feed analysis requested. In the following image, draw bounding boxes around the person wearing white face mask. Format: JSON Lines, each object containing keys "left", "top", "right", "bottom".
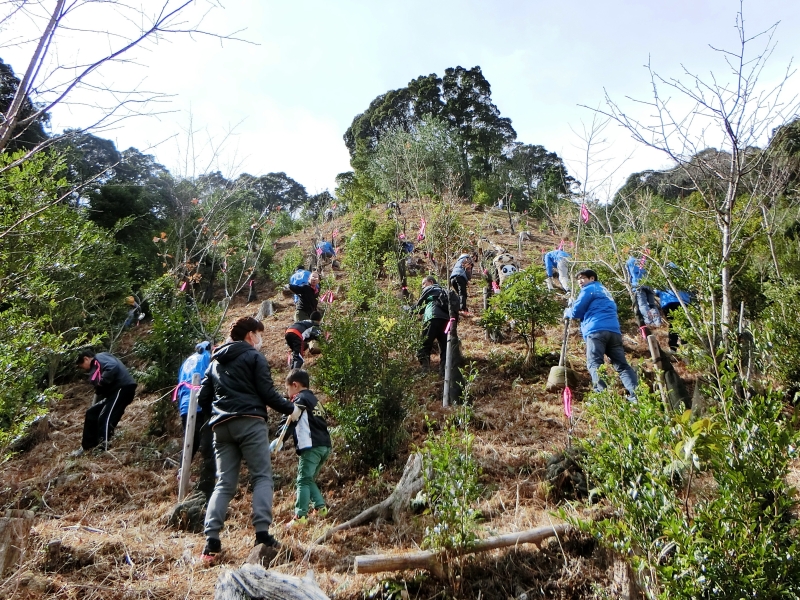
{"left": 198, "top": 316, "right": 301, "bottom": 563}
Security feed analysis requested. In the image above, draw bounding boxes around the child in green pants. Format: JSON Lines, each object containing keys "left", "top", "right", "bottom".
{"left": 282, "top": 369, "right": 331, "bottom": 525}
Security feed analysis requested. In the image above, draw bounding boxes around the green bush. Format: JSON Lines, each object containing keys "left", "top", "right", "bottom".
{"left": 133, "top": 275, "right": 212, "bottom": 392}
{"left": 479, "top": 269, "right": 561, "bottom": 365}
{"left": 577, "top": 371, "right": 800, "bottom": 598}
{"left": 314, "top": 296, "right": 417, "bottom": 469}
{"left": 268, "top": 246, "right": 304, "bottom": 283}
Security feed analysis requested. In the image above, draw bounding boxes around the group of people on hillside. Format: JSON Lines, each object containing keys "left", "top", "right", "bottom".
{"left": 72, "top": 231, "right": 691, "bottom": 562}
{"left": 74, "top": 313, "right": 332, "bottom": 563}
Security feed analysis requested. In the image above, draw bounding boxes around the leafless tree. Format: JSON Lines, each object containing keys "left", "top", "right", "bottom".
{"left": 591, "top": 4, "right": 800, "bottom": 335}
{"left": 0, "top": 0, "right": 246, "bottom": 168}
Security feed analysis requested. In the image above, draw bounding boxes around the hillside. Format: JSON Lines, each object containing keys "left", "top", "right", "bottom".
{"left": 1, "top": 204, "right": 686, "bottom": 600}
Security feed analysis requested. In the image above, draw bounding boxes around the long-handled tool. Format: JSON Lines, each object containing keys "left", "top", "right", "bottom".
{"left": 546, "top": 319, "right": 577, "bottom": 392}
{"left": 270, "top": 421, "right": 291, "bottom": 454}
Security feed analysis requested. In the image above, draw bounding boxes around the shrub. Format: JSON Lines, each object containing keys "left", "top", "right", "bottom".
{"left": 314, "top": 296, "right": 417, "bottom": 469}
{"left": 268, "top": 246, "right": 304, "bottom": 283}
{"left": 577, "top": 371, "right": 800, "bottom": 598}
{"left": 479, "top": 269, "right": 561, "bottom": 365}
{"left": 133, "top": 275, "right": 212, "bottom": 391}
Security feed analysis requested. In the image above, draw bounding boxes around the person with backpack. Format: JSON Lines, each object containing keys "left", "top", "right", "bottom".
{"left": 73, "top": 349, "right": 138, "bottom": 455}
{"left": 198, "top": 317, "right": 301, "bottom": 563}
{"left": 655, "top": 284, "right": 691, "bottom": 352}
{"left": 288, "top": 269, "right": 320, "bottom": 322}
{"left": 449, "top": 253, "right": 474, "bottom": 315}
{"left": 544, "top": 247, "right": 571, "bottom": 292}
{"left": 412, "top": 276, "right": 450, "bottom": 374}
{"left": 285, "top": 312, "right": 323, "bottom": 369}
{"left": 564, "top": 269, "right": 639, "bottom": 401}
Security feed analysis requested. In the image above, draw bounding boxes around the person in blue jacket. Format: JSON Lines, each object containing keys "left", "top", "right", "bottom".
{"left": 316, "top": 239, "right": 336, "bottom": 259}
{"left": 656, "top": 287, "right": 691, "bottom": 351}
{"left": 626, "top": 255, "right": 661, "bottom": 326}
{"left": 544, "top": 248, "right": 571, "bottom": 292}
{"left": 564, "top": 269, "right": 638, "bottom": 400}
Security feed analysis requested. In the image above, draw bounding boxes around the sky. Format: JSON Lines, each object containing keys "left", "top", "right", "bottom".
{"left": 4, "top": 0, "right": 800, "bottom": 197}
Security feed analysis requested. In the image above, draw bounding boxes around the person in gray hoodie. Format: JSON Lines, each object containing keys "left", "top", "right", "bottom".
{"left": 198, "top": 316, "right": 301, "bottom": 562}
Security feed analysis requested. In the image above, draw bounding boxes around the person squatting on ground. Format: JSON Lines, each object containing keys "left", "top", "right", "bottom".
{"left": 316, "top": 239, "right": 336, "bottom": 259}
{"left": 564, "top": 269, "right": 639, "bottom": 401}
{"left": 449, "top": 253, "right": 474, "bottom": 314}
{"left": 74, "top": 349, "right": 137, "bottom": 455}
{"left": 273, "top": 368, "right": 331, "bottom": 526}
{"left": 285, "top": 312, "right": 323, "bottom": 370}
{"left": 412, "top": 276, "right": 450, "bottom": 375}
{"left": 289, "top": 268, "right": 320, "bottom": 322}
{"left": 544, "top": 247, "right": 572, "bottom": 293}
{"left": 175, "top": 341, "right": 216, "bottom": 499}
{"left": 626, "top": 255, "right": 661, "bottom": 326}
{"left": 198, "top": 317, "right": 301, "bottom": 562}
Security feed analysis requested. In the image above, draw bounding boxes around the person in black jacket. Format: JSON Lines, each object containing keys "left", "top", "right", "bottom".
{"left": 284, "top": 311, "right": 322, "bottom": 369}
{"left": 412, "top": 276, "right": 450, "bottom": 374}
{"left": 274, "top": 369, "right": 331, "bottom": 525}
{"left": 289, "top": 270, "right": 320, "bottom": 322}
{"left": 198, "top": 317, "right": 301, "bottom": 562}
{"left": 74, "top": 350, "right": 137, "bottom": 455}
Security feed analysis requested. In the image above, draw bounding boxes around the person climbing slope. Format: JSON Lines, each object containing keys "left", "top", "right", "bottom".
{"left": 449, "top": 253, "right": 474, "bottom": 315}
{"left": 285, "top": 311, "right": 323, "bottom": 370}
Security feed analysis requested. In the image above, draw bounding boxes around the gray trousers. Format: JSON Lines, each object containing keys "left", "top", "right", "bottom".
{"left": 204, "top": 417, "right": 275, "bottom": 539}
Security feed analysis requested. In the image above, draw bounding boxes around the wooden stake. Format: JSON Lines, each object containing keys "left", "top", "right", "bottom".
{"left": 178, "top": 373, "right": 201, "bottom": 502}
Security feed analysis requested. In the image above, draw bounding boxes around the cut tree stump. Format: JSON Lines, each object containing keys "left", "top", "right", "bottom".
{"left": 215, "top": 564, "right": 329, "bottom": 600}
{"left": 255, "top": 300, "right": 274, "bottom": 321}
{"left": 354, "top": 523, "right": 571, "bottom": 578}
{"left": 310, "top": 453, "right": 423, "bottom": 547}
{"left": 0, "top": 509, "right": 35, "bottom": 576}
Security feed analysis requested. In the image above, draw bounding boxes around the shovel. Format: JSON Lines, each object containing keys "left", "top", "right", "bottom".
{"left": 270, "top": 421, "right": 291, "bottom": 454}
{"left": 546, "top": 319, "right": 577, "bottom": 392}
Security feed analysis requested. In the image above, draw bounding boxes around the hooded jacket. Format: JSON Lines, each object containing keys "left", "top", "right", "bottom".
{"left": 281, "top": 389, "right": 331, "bottom": 454}
{"left": 87, "top": 353, "right": 137, "bottom": 399}
{"left": 450, "top": 254, "right": 473, "bottom": 281}
{"left": 544, "top": 250, "right": 571, "bottom": 277}
{"left": 288, "top": 282, "right": 320, "bottom": 314}
{"left": 176, "top": 349, "right": 211, "bottom": 416}
{"left": 198, "top": 341, "right": 295, "bottom": 428}
{"left": 414, "top": 284, "right": 450, "bottom": 322}
{"left": 565, "top": 280, "right": 622, "bottom": 338}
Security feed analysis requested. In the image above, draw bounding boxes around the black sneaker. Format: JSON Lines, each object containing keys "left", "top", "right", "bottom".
{"left": 254, "top": 532, "right": 280, "bottom": 548}
{"left": 201, "top": 537, "right": 221, "bottom": 564}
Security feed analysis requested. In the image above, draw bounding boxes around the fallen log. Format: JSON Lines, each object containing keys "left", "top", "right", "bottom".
{"left": 310, "top": 453, "right": 423, "bottom": 547}
{"left": 354, "top": 523, "right": 570, "bottom": 577}
{"left": 215, "top": 564, "right": 329, "bottom": 600}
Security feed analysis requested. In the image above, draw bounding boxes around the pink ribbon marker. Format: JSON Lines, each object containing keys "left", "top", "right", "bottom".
{"left": 316, "top": 247, "right": 323, "bottom": 256}
{"left": 491, "top": 281, "right": 500, "bottom": 292}
{"left": 563, "top": 387, "right": 573, "bottom": 418}
{"left": 180, "top": 281, "right": 187, "bottom": 291}
{"left": 580, "top": 204, "right": 589, "bottom": 224}
{"left": 417, "top": 218, "right": 427, "bottom": 241}
{"left": 444, "top": 317, "right": 456, "bottom": 335}
{"left": 639, "top": 325, "right": 648, "bottom": 340}
{"left": 172, "top": 381, "right": 201, "bottom": 403}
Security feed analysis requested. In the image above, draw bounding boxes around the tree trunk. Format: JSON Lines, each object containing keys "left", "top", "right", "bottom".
{"left": 215, "top": 565, "right": 329, "bottom": 600}
{"left": 354, "top": 524, "right": 571, "bottom": 578}
{"left": 0, "top": 509, "right": 35, "bottom": 577}
{"left": 309, "top": 453, "right": 423, "bottom": 547}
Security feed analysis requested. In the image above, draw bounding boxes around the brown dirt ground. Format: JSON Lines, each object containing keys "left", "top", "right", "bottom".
{"left": 1, "top": 204, "right": 697, "bottom": 599}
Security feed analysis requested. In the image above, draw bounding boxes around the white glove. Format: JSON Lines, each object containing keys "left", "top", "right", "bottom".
{"left": 563, "top": 308, "right": 571, "bottom": 319}
{"left": 289, "top": 406, "right": 303, "bottom": 423}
